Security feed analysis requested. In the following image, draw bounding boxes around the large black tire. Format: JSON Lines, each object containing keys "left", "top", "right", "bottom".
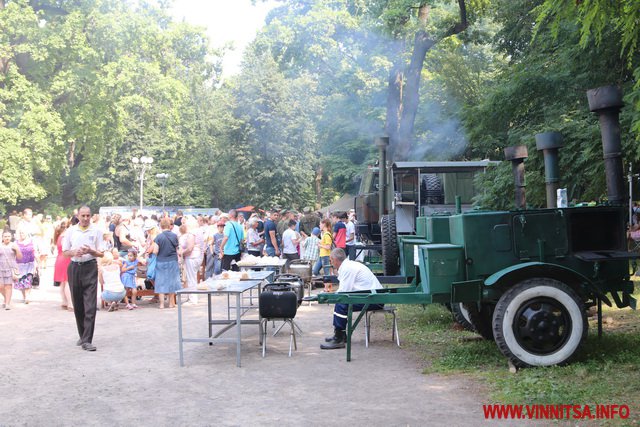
{"left": 452, "top": 302, "right": 476, "bottom": 332}
{"left": 492, "top": 278, "right": 587, "bottom": 368}
{"left": 421, "top": 174, "right": 444, "bottom": 205}
{"left": 463, "top": 302, "right": 495, "bottom": 340}
{"left": 380, "top": 214, "right": 399, "bottom": 276}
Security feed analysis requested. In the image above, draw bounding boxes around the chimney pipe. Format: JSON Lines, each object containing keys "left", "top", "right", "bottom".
{"left": 504, "top": 145, "right": 528, "bottom": 209}
{"left": 587, "top": 85, "right": 625, "bottom": 205}
{"left": 375, "top": 137, "right": 390, "bottom": 217}
{"left": 535, "top": 132, "right": 563, "bottom": 208}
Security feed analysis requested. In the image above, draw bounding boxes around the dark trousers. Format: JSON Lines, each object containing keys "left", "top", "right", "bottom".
{"left": 68, "top": 260, "right": 98, "bottom": 344}
{"left": 222, "top": 253, "right": 241, "bottom": 271}
{"left": 333, "top": 303, "right": 384, "bottom": 331}
{"left": 283, "top": 252, "right": 299, "bottom": 272}
{"left": 346, "top": 245, "right": 356, "bottom": 260}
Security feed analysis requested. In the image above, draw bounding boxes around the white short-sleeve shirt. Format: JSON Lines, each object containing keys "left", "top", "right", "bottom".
{"left": 62, "top": 224, "right": 104, "bottom": 262}
{"left": 282, "top": 228, "right": 298, "bottom": 254}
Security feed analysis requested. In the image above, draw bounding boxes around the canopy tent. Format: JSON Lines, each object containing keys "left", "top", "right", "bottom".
{"left": 319, "top": 194, "right": 354, "bottom": 215}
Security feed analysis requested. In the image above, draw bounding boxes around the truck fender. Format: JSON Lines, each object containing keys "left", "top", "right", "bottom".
{"left": 484, "top": 262, "right": 605, "bottom": 303}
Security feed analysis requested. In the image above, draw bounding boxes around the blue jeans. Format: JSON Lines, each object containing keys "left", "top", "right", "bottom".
{"left": 205, "top": 248, "right": 222, "bottom": 278}
{"left": 312, "top": 256, "right": 330, "bottom": 276}
{"left": 102, "top": 290, "right": 126, "bottom": 302}
{"left": 265, "top": 246, "right": 276, "bottom": 257}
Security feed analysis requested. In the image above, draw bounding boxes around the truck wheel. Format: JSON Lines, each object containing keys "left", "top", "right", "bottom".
{"left": 381, "top": 214, "right": 399, "bottom": 275}
{"left": 492, "top": 278, "right": 587, "bottom": 368}
{"left": 421, "top": 174, "right": 444, "bottom": 204}
{"left": 463, "top": 302, "right": 494, "bottom": 340}
{"left": 452, "top": 303, "right": 476, "bottom": 332}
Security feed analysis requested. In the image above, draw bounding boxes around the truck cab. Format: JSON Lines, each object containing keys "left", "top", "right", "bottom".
{"left": 354, "top": 161, "right": 496, "bottom": 244}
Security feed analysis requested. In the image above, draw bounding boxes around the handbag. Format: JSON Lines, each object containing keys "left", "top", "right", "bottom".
{"left": 232, "top": 223, "right": 246, "bottom": 253}
{"left": 32, "top": 269, "right": 40, "bottom": 288}
{"left": 146, "top": 254, "right": 157, "bottom": 280}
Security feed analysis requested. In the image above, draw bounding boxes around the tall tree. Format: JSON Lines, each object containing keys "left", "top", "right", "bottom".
{"left": 381, "top": 0, "right": 471, "bottom": 161}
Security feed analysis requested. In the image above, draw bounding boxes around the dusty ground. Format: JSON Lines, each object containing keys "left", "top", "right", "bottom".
{"left": 0, "top": 260, "right": 531, "bottom": 426}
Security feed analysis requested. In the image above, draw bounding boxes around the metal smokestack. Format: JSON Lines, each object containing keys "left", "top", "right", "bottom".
{"left": 504, "top": 145, "right": 528, "bottom": 209}
{"left": 375, "top": 137, "right": 390, "bottom": 217}
{"left": 535, "top": 132, "right": 563, "bottom": 208}
{"left": 587, "top": 85, "right": 625, "bottom": 205}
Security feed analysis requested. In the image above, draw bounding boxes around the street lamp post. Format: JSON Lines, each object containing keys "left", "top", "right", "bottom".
{"left": 156, "top": 173, "right": 170, "bottom": 211}
{"left": 131, "top": 156, "right": 153, "bottom": 211}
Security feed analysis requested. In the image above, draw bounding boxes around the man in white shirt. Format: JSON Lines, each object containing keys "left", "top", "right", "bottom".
{"left": 282, "top": 219, "right": 301, "bottom": 272}
{"left": 344, "top": 213, "right": 356, "bottom": 260}
{"left": 320, "top": 248, "right": 383, "bottom": 350}
{"left": 63, "top": 206, "right": 104, "bottom": 352}
{"left": 282, "top": 220, "right": 300, "bottom": 260}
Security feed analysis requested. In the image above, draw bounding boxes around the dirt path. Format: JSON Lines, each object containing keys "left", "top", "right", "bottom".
{"left": 0, "top": 261, "right": 527, "bottom": 426}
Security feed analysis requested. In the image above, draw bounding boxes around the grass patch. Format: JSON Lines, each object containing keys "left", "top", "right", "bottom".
{"left": 397, "top": 298, "right": 640, "bottom": 424}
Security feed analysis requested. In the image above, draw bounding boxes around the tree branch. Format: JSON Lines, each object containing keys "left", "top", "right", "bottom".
{"left": 445, "top": 0, "right": 468, "bottom": 37}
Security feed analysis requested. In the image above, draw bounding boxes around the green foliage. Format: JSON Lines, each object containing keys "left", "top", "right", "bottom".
{"left": 463, "top": 0, "right": 636, "bottom": 208}
{"left": 225, "top": 49, "right": 320, "bottom": 208}
{"left": 2, "top": 0, "right": 640, "bottom": 214}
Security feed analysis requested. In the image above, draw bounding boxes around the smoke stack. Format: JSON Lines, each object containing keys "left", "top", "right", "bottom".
{"left": 535, "top": 132, "right": 563, "bottom": 208}
{"left": 587, "top": 85, "right": 625, "bottom": 205}
{"left": 504, "top": 145, "right": 528, "bottom": 209}
{"left": 375, "top": 136, "right": 390, "bottom": 216}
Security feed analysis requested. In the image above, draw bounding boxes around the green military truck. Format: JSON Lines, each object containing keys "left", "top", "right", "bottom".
{"left": 354, "top": 137, "right": 495, "bottom": 276}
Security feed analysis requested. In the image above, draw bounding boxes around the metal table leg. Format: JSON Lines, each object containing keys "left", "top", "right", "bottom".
{"left": 208, "top": 293, "right": 213, "bottom": 345}
{"left": 178, "top": 293, "right": 184, "bottom": 366}
{"left": 236, "top": 293, "right": 242, "bottom": 367}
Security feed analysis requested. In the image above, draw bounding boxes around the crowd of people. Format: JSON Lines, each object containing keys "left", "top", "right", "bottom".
{"left": 2, "top": 205, "right": 370, "bottom": 353}
{"left": 0, "top": 206, "right": 359, "bottom": 312}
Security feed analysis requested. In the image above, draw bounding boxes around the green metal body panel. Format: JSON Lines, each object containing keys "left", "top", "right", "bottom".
{"left": 415, "top": 217, "right": 427, "bottom": 238}
{"left": 451, "top": 280, "right": 483, "bottom": 303}
{"left": 426, "top": 216, "right": 451, "bottom": 243}
{"left": 449, "top": 211, "right": 515, "bottom": 279}
{"left": 418, "top": 244, "right": 465, "bottom": 301}
{"left": 445, "top": 206, "right": 633, "bottom": 307}
{"left": 398, "top": 236, "right": 429, "bottom": 277}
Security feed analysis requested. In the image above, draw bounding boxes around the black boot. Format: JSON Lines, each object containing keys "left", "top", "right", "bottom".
{"left": 324, "top": 329, "right": 341, "bottom": 342}
{"left": 320, "top": 329, "right": 346, "bottom": 350}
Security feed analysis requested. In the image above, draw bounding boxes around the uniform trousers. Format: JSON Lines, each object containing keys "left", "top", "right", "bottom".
{"left": 333, "top": 303, "right": 384, "bottom": 331}
{"left": 68, "top": 259, "right": 98, "bottom": 344}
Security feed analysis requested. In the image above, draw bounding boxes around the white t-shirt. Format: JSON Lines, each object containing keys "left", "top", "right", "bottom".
{"left": 337, "top": 260, "right": 383, "bottom": 293}
{"left": 345, "top": 220, "right": 356, "bottom": 246}
{"left": 282, "top": 228, "right": 298, "bottom": 254}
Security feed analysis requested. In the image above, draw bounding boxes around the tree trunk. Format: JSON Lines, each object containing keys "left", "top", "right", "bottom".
{"left": 0, "top": 0, "right": 9, "bottom": 80}
{"left": 385, "top": 1, "right": 468, "bottom": 162}
{"left": 396, "top": 29, "right": 436, "bottom": 160}
{"left": 315, "top": 164, "right": 323, "bottom": 210}
{"left": 384, "top": 62, "right": 403, "bottom": 162}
